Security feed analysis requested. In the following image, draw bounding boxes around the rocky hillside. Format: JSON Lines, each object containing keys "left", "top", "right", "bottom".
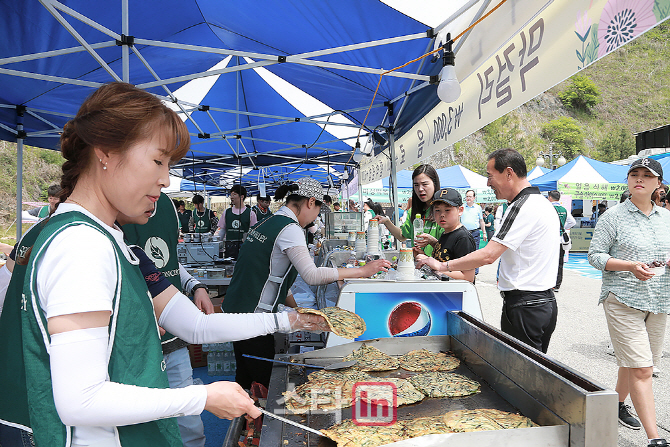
{"left": 0, "top": 140, "right": 63, "bottom": 236}
{"left": 424, "top": 22, "right": 670, "bottom": 175}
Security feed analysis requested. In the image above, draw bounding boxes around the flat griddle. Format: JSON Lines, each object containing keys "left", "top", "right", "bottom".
{"left": 243, "top": 312, "right": 618, "bottom": 447}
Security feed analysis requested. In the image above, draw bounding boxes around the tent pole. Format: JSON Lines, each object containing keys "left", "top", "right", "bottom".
{"left": 357, "top": 168, "right": 363, "bottom": 231}
{"left": 121, "top": 0, "right": 129, "bottom": 82}
{"left": 389, "top": 131, "right": 399, "bottom": 228}
{"left": 16, "top": 123, "right": 24, "bottom": 241}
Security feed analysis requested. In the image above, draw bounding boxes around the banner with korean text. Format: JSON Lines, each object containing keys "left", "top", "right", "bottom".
{"left": 359, "top": 1, "right": 670, "bottom": 183}
{"left": 558, "top": 182, "right": 628, "bottom": 200}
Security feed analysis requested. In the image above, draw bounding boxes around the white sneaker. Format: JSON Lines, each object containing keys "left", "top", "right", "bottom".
{"left": 653, "top": 366, "right": 660, "bottom": 377}
{"left": 606, "top": 342, "right": 615, "bottom": 356}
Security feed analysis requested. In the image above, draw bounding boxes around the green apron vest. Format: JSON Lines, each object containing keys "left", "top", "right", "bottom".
{"left": 0, "top": 211, "right": 181, "bottom": 447}
{"left": 0, "top": 218, "right": 49, "bottom": 436}
{"left": 38, "top": 205, "right": 50, "bottom": 218}
{"left": 252, "top": 205, "right": 272, "bottom": 223}
{"left": 222, "top": 215, "right": 298, "bottom": 314}
{"left": 225, "top": 207, "right": 251, "bottom": 241}
{"left": 178, "top": 209, "right": 192, "bottom": 234}
{"left": 193, "top": 208, "right": 212, "bottom": 233}
{"left": 122, "top": 193, "right": 183, "bottom": 346}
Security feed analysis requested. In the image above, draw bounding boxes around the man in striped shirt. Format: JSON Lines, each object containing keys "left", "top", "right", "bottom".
{"left": 418, "top": 148, "right": 560, "bottom": 353}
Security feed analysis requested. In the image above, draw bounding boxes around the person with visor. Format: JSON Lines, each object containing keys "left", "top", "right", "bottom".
{"left": 222, "top": 177, "right": 391, "bottom": 389}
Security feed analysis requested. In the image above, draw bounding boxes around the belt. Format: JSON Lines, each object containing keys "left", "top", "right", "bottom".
{"left": 162, "top": 337, "right": 189, "bottom": 355}
{"left": 500, "top": 289, "right": 554, "bottom": 306}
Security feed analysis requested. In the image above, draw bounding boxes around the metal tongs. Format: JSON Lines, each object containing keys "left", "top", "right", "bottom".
{"left": 259, "top": 408, "right": 325, "bottom": 437}
{"left": 242, "top": 354, "right": 357, "bottom": 370}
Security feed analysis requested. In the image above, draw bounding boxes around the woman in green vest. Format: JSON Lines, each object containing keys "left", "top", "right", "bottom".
{"left": 0, "top": 83, "right": 260, "bottom": 447}
{"left": 223, "top": 177, "right": 391, "bottom": 389}
{"left": 377, "top": 164, "right": 444, "bottom": 256}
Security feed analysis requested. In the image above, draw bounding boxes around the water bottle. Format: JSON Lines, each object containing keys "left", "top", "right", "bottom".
{"left": 413, "top": 214, "right": 424, "bottom": 246}
{"left": 223, "top": 350, "right": 231, "bottom": 374}
{"left": 215, "top": 351, "right": 223, "bottom": 375}
{"left": 207, "top": 351, "right": 216, "bottom": 376}
{"left": 347, "top": 250, "right": 357, "bottom": 267}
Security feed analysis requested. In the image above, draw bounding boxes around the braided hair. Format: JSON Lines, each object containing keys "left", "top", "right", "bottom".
{"left": 58, "top": 82, "right": 190, "bottom": 203}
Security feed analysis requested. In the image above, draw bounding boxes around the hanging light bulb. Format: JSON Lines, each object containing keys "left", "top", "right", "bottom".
{"left": 557, "top": 156, "right": 567, "bottom": 167}
{"left": 437, "top": 33, "right": 461, "bottom": 103}
{"left": 353, "top": 141, "right": 363, "bottom": 163}
{"left": 342, "top": 169, "right": 349, "bottom": 180}
{"left": 535, "top": 157, "right": 545, "bottom": 167}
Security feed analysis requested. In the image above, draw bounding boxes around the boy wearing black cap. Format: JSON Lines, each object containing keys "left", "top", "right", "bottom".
{"left": 415, "top": 188, "right": 477, "bottom": 282}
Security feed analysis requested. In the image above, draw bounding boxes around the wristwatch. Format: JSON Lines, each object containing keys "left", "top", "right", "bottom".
{"left": 191, "top": 283, "right": 209, "bottom": 295}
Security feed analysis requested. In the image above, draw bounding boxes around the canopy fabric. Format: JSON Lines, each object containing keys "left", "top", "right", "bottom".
{"left": 527, "top": 166, "right": 551, "bottom": 180}
{"left": 436, "top": 165, "right": 487, "bottom": 189}
{"left": 0, "top": 0, "right": 483, "bottom": 192}
{"left": 381, "top": 164, "right": 487, "bottom": 189}
{"left": 1, "top": 0, "right": 668, "bottom": 237}
{"left": 7, "top": 1, "right": 664, "bottom": 188}
{"left": 530, "top": 155, "right": 629, "bottom": 192}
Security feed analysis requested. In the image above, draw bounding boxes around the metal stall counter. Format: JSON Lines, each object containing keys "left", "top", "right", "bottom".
{"left": 239, "top": 311, "right": 616, "bottom": 447}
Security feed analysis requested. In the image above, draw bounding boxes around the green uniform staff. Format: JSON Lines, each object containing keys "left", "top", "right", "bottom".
{"left": 377, "top": 164, "right": 444, "bottom": 257}
{"left": 0, "top": 83, "right": 260, "bottom": 447}
{"left": 252, "top": 194, "right": 273, "bottom": 223}
{"left": 216, "top": 184, "right": 257, "bottom": 260}
{"left": 25, "top": 184, "right": 62, "bottom": 219}
{"left": 223, "top": 177, "right": 391, "bottom": 389}
{"left": 176, "top": 200, "right": 192, "bottom": 234}
{"left": 189, "top": 194, "right": 218, "bottom": 234}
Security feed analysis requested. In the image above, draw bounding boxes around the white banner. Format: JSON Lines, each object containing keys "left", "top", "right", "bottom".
{"left": 360, "top": 0, "right": 670, "bottom": 183}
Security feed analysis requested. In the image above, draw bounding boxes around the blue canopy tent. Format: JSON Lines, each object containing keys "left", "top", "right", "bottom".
{"left": 1, "top": 1, "right": 668, "bottom": 239}
{"left": 527, "top": 165, "right": 551, "bottom": 181}
{"left": 530, "top": 155, "right": 629, "bottom": 192}
{"left": 380, "top": 164, "right": 486, "bottom": 190}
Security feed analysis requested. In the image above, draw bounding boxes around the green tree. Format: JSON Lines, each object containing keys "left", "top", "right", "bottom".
{"left": 596, "top": 126, "right": 635, "bottom": 162}
{"left": 540, "top": 117, "right": 585, "bottom": 159}
{"left": 558, "top": 75, "right": 600, "bottom": 111}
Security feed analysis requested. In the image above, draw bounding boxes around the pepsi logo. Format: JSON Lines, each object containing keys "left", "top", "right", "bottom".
{"left": 388, "top": 301, "right": 432, "bottom": 337}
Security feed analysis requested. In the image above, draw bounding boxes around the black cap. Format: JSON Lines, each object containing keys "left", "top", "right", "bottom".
{"left": 431, "top": 188, "right": 462, "bottom": 207}
{"left": 628, "top": 158, "right": 663, "bottom": 178}
{"left": 257, "top": 194, "right": 271, "bottom": 201}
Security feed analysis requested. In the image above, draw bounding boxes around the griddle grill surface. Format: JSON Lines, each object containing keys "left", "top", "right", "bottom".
{"left": 280, "top": 357, "right": 522, "bottom": 447}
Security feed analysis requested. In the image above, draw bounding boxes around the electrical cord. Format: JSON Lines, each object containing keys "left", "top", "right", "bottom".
{"left": 355, "top": 0, "right": 509, "bottom": 143}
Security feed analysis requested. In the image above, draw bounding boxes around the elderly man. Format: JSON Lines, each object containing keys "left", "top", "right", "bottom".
{"left": 418, "top": 148, "right": 560, "bottom": 353}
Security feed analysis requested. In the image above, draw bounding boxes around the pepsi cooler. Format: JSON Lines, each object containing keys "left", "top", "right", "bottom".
{"left": 244, "top": 312, "right": 616, "bottom": 447}
{"left": 325, "top": 279, "right": 483, "bottom": 348}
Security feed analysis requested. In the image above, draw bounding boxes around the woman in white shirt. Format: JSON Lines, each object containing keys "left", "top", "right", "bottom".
{"left": 0, "top": 83, "right": 324, "bottom": 447}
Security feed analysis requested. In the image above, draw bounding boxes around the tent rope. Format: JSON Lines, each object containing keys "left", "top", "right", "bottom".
{"left": 355, "top": 0, "right": 509, "bottom": 147}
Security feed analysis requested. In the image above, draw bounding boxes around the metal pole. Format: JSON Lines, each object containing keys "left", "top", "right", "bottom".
{"left": 357, "top": 167, "right": 363, "bottom": 231}
{"left": 16, "top": 125, "right": 23, "bottom": 241}
{"left": 121, "top": 0, "right": 129, "bottom": 82}
{"left": 388, "top": 132, "right": 399, "bottom": 227}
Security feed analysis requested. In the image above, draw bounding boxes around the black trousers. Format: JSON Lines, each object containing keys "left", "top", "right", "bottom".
{"left": 225, "top": 240, "right": 243, "bottom": 260}
{"left": 555, "top": 245, "right": 565, "bottom": 289}
{"left": 233, "top": 334, "right": 275, "bottom": 390}
{"left": 500, "top": 290, "right": 558, "bottom": 354}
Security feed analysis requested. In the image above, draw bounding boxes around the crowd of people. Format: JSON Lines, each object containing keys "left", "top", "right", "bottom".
{"left": 0, "top": 81, "right": 668, "bottom": 447}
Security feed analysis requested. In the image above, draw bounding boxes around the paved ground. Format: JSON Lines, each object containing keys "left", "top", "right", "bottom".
{"left": 473, "top": 259, "right": 670, "bottom": 447}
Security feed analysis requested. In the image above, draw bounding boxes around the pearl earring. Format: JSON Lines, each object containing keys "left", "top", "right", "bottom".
{"left": 103, "top": 165, "right": 107, "bottom": 170}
